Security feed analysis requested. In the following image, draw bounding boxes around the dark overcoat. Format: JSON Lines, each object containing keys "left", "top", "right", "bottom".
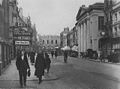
{"left": 16, "top": 52, "right": 30, "bottom": 75}
{"left": 55, "top": 51, "right": 58, "bottom": 57}
{"left": 35, "top": 53, "right": 45, "bottom": 77}
{"left": 45, "top": 53, "right": 51, "bottom": 68}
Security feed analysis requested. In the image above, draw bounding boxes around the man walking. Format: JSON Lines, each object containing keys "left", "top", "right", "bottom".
{"left": 16, "top": 50, "right": 30, "bottom": 88}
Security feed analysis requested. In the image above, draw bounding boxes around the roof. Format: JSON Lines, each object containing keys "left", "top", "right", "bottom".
{"left": 76, "top": 2, "right": 104, "bottom": 21}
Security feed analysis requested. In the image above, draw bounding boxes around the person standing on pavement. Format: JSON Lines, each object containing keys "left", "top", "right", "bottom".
{"left": 30, "top": 51, "right": 35, "bottom": 65}
{"left": 64, "top": 50, "right": 68, "bottom": 63}
{"left": 45, "top": 53, "right": 51, "bottom": 73}
{"left": 55, "top": 51, "right": 58, "bottom": 59}
{"left": 51, "top": 51, "right": 54, "bottom": 58}
{"left": 16, "top": 50, "right": 30, "bottom": 88}
{"left": 34, "top": 52, "right": 46, "bottom": 84}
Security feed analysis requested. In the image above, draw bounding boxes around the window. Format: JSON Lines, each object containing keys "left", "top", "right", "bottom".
{"left": 55, "top": 40, "right": 57, "bottom": 44}
{"left": 115, "top": 13, "right": 117, "bottom": 21}
{"left": 51, "top": 40, "right": 53, "bottom": 44}
{"left": 115, "top": 27, "right": 117, "bottom": 32}
{"left": 114, "top": 26, "right": 117, "bottom": 36}
{"left": 47, "top": 40, "right": 49, "bottom": 44}
{"left": 98, "top": 16, "right": 104, "bottom": 30}
{"left": 43, "top": 40, "right": 44, "bottom": 44}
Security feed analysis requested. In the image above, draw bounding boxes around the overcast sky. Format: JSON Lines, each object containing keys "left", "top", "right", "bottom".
{"left": 17, "top": 0, "right": 104, "bottom": 35}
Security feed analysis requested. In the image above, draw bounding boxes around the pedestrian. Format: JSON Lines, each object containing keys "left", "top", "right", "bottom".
{"left": 30, "top": 51, "right": 35, "bottom": 65}
{"left": 34, "top": 52, "right": 46, "bottom": 84}
{"left": 16, "top": 50, "right": 30, "bottom": 88}
{"left": 51, "top": 51, "right": 54, "bottom": 58}
{"left": 55, "top": 51, "right": 58, "bottom": 59}
{"left": 45, "top": 53, "right": 51, "bottom": 73}
{"left": 64, "top": 50, "right": 68, "bottom": 63}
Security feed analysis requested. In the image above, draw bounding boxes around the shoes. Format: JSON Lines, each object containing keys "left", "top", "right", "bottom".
{"left": 24, "top": 83, "right": 26, "bottom": 87}
{"left": 20, "top": 85, "right": 23, "bottom": 88}
{"left": 39, "top": 80, "right": 42, "bottom": 84}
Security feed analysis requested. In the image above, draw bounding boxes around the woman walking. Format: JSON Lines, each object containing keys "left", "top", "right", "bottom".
{"left": 16, "top": 50, "right": 30, "bottom": 88}
{"left": 35, "top": 52, "right": 46, "bottom": 84}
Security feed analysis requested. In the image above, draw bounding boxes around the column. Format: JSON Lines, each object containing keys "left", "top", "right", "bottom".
{"left": 84, "top": 21, "right": 86, "bottom": 52}
{"left": 86, "top": 18, "right": 89, "bottom": 49}
{"left": 85, "top": 20, "right": 88, "bottom": 50}
{"left": 77, "top": 25, "right": 81, "bottom": 54}
{"left": 81, "top": 23, "right": 83, "bottom": 52}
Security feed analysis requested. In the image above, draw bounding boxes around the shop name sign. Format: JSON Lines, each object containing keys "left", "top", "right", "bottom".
{"left": 15, "top": 41, "right": 30, "bottom": 45}
{"left": 14, "top": 36, "right": 31, "bottom": 40}
{"left": 13, "top": 31, "right": 31, "bottom": 36}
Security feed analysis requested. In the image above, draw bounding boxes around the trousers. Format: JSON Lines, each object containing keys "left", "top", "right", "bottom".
{"left": 19, "top": 70, "right": 27, "bottom": 86}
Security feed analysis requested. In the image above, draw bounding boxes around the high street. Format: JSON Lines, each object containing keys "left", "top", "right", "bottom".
{"left": 0, "top": 56, "right": 120, "bottom": 89}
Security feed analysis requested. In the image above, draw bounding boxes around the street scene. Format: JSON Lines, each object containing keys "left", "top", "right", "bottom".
{"left": 0, "top": 0, "right": 120, "bottom": 89}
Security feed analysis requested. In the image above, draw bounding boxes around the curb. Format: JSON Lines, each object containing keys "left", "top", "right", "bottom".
{"left": 86, "top": 58, "right": 120, "bottom": 66}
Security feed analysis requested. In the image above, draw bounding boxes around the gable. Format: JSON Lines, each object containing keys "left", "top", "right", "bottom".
{"left": 76, "top": 7, "right": 87, "bottom": 21}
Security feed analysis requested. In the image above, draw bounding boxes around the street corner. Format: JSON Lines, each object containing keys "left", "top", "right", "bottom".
{"left": 43, "top": 72, "right": 59, "bottom": 81}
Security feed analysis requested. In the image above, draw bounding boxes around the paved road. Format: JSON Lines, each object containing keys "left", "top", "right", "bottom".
{"left": 0, "top": 56, "right": 120, "bottom": 89}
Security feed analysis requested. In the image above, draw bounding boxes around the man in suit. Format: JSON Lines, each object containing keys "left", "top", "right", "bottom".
{"left": 16, "top": 50, "right": 30, "bottom": 87}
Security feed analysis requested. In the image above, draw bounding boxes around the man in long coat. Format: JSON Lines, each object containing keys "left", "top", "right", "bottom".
{"left": 35, "top": 52, "right": 46, "bottom": 84}
{"left": 16, "top": 50, "right": 30, "bottom": 87}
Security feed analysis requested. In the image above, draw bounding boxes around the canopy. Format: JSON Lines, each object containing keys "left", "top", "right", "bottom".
{"left": 55, "top": 47, "right": 59, "bottom": 49}
{"left": 61, "top": 46, "right": 70, "bottom": 50}
{"left": 71, "top": 45, "right": 78, "bottom": 52}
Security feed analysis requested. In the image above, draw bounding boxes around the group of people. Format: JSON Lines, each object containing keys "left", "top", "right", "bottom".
{"left": 16, "top": 49, "right": 51, "bottom": 88}
{"left": 51, "top": 51, "right": 58, "bottom": 58}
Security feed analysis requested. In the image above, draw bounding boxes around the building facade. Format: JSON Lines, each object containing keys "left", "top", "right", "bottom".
{"left": 67, "top": 26, "right": 78, "bottom": 47}
{"left": 112, "top": 1, "right": 120, "bottom": 52}
{"left": 60, "top": 27, "right": 69, "bottom": 47}
{"left": 39, "top": 35, "right": 60, "bottom": 51}
{"left": 0, "top": 0, "right": 13, "bottom": 74}
{"left": 76, "top": 3, "right": 104, "bottom": 55}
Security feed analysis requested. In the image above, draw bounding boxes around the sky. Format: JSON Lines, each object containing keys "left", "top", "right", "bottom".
{"left": 17, "top": 0, "right": 104, "bottom": 35}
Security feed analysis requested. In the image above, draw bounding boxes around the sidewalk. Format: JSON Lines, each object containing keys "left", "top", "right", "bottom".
{"left": 0, "top": 59, "right": 58, "bottom": 81}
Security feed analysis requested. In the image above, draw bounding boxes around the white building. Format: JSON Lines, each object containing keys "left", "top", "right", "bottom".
{"left": 60, "top": 27, "right": 69, "bottom": 47}
{"left": 112, "top": 1, "right": 120, "bottom": 51}
{"left": 39, "top": 35, "right": 60, "bottom": 51}
{"left": 76, "top": 3, "right": 104, "bottom": 55}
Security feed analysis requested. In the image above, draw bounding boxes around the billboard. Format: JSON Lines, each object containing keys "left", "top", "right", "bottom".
{"left": 13, "top": 27, "right": 32, "bottom": 46}
{"left": 15, "top": 41, "right": 30, "bottom": 45}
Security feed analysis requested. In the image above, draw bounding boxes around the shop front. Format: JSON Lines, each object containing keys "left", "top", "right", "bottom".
{"left": 0, "top": 40, "right": 12, "bottom": 75}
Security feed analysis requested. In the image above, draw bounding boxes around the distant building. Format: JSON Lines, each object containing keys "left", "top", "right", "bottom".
{"left": 60, "top": 27, "right": 69, "bottom": 47}
{"left": 39, "top": 35, "right": 60, "bottom": 51}
{"left": 76, "top": 3, "right": 104, "bottom": 55}
{"left": 67, "top": 26, "right": 78, "bottom": 47}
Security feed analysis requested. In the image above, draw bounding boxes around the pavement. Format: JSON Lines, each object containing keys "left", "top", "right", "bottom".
{"left": 0, "top": 60, "right": 58, "bottom": 81}
{"left": 0, "top": 55, "right": 120, "bottom": 89}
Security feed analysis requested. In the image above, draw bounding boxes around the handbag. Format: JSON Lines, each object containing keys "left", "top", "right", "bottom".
{"left": 27, "top": 69, "right": 31, "bottom": 77}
